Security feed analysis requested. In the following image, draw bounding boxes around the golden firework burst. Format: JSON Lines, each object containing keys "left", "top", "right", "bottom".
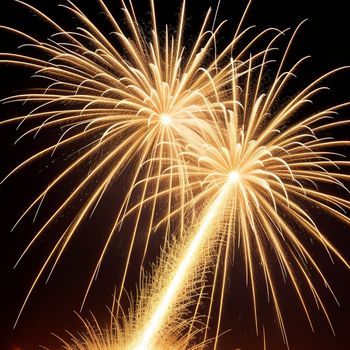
{"left": 146, "top": 35, "right": 350, "bottom": 347}
{"left": 1, "top": 0, "right": 259, "bottom": 325}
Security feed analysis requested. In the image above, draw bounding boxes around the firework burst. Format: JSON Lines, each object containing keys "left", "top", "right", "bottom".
{"left": 0, "top": 0, "right": 260, "bottom": 325}
{"left": 146, "top": 33, "right": 350, "bottom": 347}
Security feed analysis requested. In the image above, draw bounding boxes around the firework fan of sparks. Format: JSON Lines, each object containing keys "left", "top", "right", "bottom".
{"left": 169, "top": 36, "right": 350, "bottom": 347}
{"left": 0, "top": 0, "right": 264, "bottom": 325}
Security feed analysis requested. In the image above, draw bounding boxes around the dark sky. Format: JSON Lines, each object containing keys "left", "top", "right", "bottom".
{"left": 1, "top": 0, "right": 350, "bottom": 349}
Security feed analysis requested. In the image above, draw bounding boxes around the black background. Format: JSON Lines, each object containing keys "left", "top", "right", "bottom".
{"left": 1, "top": 0, "right": 350, "bottom": 349}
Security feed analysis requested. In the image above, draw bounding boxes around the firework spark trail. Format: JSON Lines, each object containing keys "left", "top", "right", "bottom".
{"left": 54, "top": 232, "right": 216, "bottom": 350}
{"left": 131, "top": 180, "right": 234, "bottom": 350}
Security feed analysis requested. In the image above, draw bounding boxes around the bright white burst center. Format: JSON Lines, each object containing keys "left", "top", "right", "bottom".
{"left": 160, "top": 114, "right": 171, "bottom": 125}
{"left": 229, "top": 171, "right": 240, "bottom": 183}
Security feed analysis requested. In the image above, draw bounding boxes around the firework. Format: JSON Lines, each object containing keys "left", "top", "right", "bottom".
{"left": 133, "top": 30, "right": 350, "bottom": 349}
{"left": 2, "top": 0, "right": 350, "bottom": 349}
{"left": 1, "top": 0, "right": 261, "bottom": 325}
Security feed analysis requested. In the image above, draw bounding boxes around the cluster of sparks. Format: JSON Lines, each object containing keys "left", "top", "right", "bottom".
{"left": 2, "top": 0, "right": 350, "bottom": 349}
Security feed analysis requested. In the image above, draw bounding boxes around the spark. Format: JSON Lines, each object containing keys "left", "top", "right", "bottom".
{"left": 160, "top": 114, "right": 172, "bottom": 126}
{"left": 229, "top": 170, "right": 240, "bottom": 183}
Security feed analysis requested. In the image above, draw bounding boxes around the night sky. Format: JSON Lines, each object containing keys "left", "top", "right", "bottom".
{"left": 1, "top": 0, "right": 350, "bottom": 349}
